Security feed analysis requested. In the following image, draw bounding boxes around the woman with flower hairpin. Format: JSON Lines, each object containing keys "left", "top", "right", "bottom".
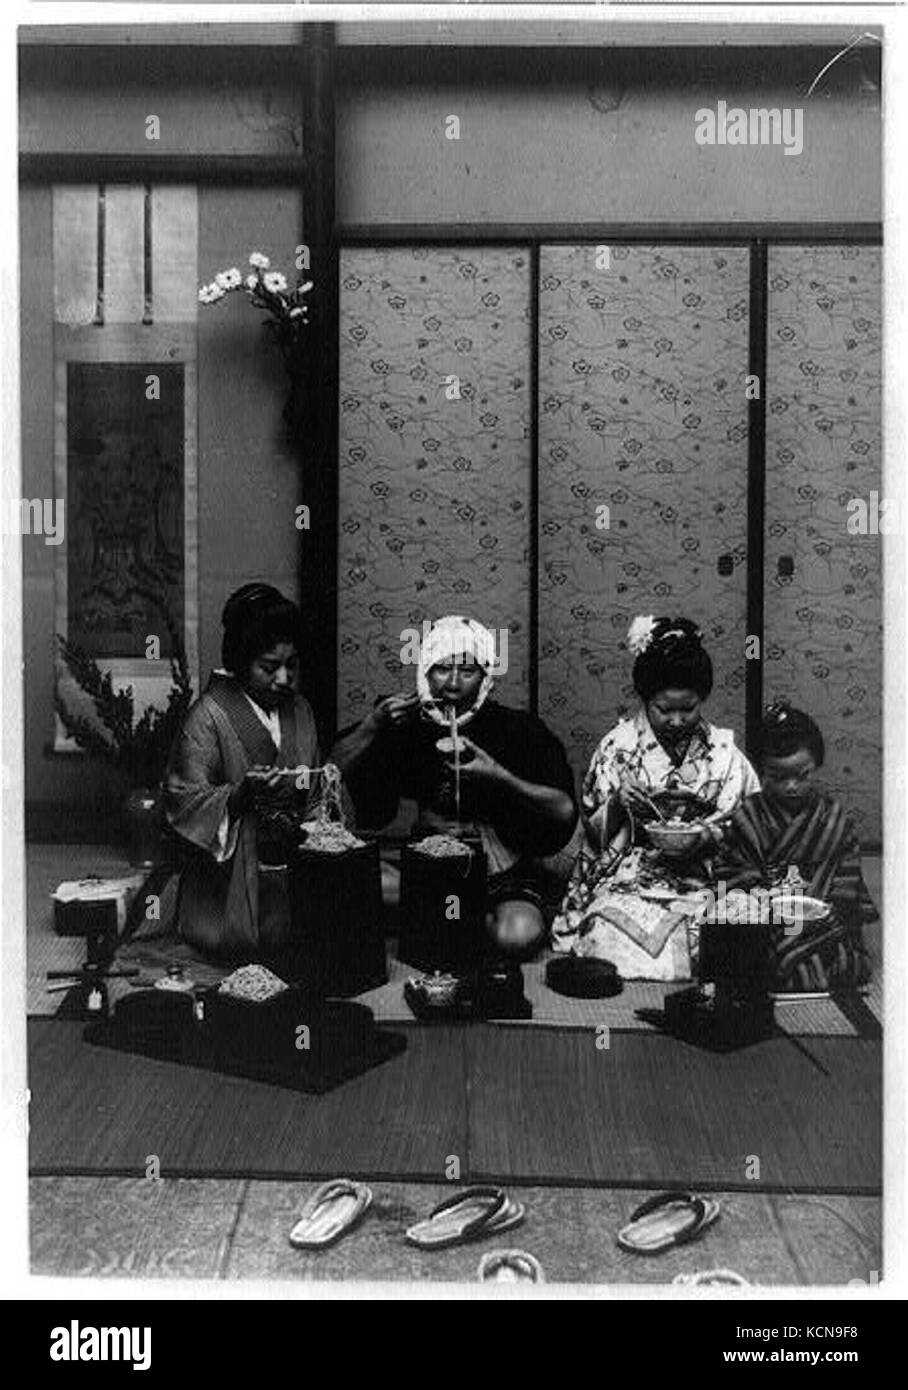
{"left": 551, "top": 616, "right": 759, "bottom": 980}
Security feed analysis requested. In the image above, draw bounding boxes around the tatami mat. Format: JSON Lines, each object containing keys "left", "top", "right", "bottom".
{"left": 28, "top": 1017, "right": 880, "bottom": 1193}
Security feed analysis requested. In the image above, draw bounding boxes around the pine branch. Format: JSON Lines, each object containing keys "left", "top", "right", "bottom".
{"left": 55, "top": 594, "right": 194, "bottom": 786}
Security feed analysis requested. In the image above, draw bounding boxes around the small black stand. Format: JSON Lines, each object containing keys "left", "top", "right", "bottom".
{"left": 659, "top": 920, "right": 776, "bottom": 1052}
{"left": 398, "top": 834, "right": 487, "bottom": 973}
{"left": 84, "top": 986, "right": 406, "bottom": 1094}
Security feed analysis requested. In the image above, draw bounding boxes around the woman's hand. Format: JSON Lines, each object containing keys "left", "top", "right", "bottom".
{"left": 617, "top": 778, "right": 656, "bottom": 820}
{"left": 365, "top": 692, "right": 421, "bottom": 735}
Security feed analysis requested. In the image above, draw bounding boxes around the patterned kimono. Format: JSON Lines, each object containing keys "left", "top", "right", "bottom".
{"left": 552, "top": 709, "right": 760, "bottom": 980}
{"left": 164, "top": 672, "right": 321, "bottom": 959}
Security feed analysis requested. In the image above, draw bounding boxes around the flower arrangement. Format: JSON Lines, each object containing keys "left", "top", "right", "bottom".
{"left": 198, "top": 252, "right": 314, "bottom": 381}
{"left": 55, "top": 602, "right": 193, "bottom": 790}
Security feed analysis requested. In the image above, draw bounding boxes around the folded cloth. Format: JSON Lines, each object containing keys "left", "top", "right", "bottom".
{"left": 569, "top": 895, "right": 697, "bottom": 982}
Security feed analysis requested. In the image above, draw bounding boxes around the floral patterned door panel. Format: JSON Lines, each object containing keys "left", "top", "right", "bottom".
{"left": 764, "top": 246, "right": 882, "bottom": 841}
{"left": 537, "top": 245, "right": 751, "bottom": 785}
{"left": 337, "top": 248, "right": 532, "bottom": 730}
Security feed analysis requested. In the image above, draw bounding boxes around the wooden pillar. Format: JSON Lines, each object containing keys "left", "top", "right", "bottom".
{"left": 297, "top": 23, "right": 339, "bottom": 743}
{"left": 745, "top": 239, "right": 768, "bottom": 766}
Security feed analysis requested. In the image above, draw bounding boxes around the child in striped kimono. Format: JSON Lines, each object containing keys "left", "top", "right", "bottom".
{"left": 713, "top": 703, "right": 877, "bottom": 993}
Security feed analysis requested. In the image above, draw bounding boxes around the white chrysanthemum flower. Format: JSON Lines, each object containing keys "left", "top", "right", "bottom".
{"left": 245, "top": 274, "right": 259, "bottom": 291}
{"left": 216, "top": 268, "right": 242, "bottom": 290}
{"left": 206, "top": 283, "right": 226, "bottom": 302}
{"left": 198, "top": 286, "right": 211, "bottom": 304}
{"left": 263, "top": 271, "right": 288, "bottom": 294}
{"left": 627, "top": 615, "right": 658, "bottom": 656}
{"left": 248, "top": 252, "right": 270, "bottom": 270}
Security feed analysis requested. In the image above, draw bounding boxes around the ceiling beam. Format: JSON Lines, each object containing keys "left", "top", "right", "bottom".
{"left": 17, "top": 21, "right": 884, "bottom": 50}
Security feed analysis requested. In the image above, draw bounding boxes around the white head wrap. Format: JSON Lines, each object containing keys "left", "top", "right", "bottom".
{"left": 416, "top": 615, "right": 497, "bottom": 728}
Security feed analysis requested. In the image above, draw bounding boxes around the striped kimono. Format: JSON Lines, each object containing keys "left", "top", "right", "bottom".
{"left": 714, "top": 788, "right": 878, "bottom": 927}
{"left": 714, "top": 788, "right": 877, "bottom": 992}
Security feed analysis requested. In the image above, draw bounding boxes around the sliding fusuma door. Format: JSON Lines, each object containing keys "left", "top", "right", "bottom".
{"left": 537, "top": 245, "right": 752, "bottom": 785}
{"left": 337, "top": 247, "right": 533, "bottom": 729}
{"left": 764, "top": 245, "right": 882, "bottom": 841}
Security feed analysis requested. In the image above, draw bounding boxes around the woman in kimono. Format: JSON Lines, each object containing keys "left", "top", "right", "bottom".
{"left": 165, "top": 583, "right": 321, "bottom": 959}
{"left": 332, "top": 615, "right": 579, "bottom": 958}
{"left": 552, "top": 615, "right": 760, "bottom": 980}
{"left": 712, "top": 702, "right": 876, "bottom": 991}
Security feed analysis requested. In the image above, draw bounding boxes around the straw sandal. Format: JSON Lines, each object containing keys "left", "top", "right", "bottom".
{"left": 288, "top": 1179, "right": 373, "bottom": 1250}
{"left": 405, "top": 1186, "right": 524, "bottom": 1250}
{"left": 478, "top": 1249, "right": 545, "bottom": 1284}
{"left": 617, "top": 1191, "right": 720, "bottom": 1255}
{"left": 673, "top": 1268, "right": 750, "bottom": 1287}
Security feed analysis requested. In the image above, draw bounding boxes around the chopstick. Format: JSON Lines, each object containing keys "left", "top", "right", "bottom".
{"left": 640, "top": 793, "right": 668, "bottom": 822}
{"left": 45, "top": 973, "right": 139, "bottom": 984}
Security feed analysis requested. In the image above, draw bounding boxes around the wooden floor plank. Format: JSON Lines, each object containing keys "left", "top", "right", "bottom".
{"left": 30, "top": 1177, "right": 829, "bottom": 1286}
{"left": 225, "top": 1181, "right": 809, "bottom": 1286}
{"left": 29, "top": 1175, "right": 245, "bottom": 1279}
{"left": 771, "top": 1193, "right": 883, "bottom": 1287}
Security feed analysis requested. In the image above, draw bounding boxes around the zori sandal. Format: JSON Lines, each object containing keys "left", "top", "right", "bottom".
{"left": 673, "top": 1268, "right": 750, "bottom": 1287}
{"left": 483, "top": 1196, "right": 526, "bottom": 1239}
{"left": 478, "top": 1249, "right": 545, "bottom": 1284}
{"left": 617, "top": 1191, "right": 720, "bottom": 1255}
{"left": 405, "top": 1186, "right": 511, "bottom": 1250}
{"left": 288, "top": 1179, "right": 373, "bottom": 1250}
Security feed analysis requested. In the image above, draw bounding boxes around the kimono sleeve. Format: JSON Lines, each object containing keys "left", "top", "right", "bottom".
{"left": 581, "top": 729, "right": 625, "bottom": 818}
{"left": 827, "top": 816, "right": 880, "bottom": 926}
{"left": 712, "top": 795, "right": 770, "bottom": 890}
{"left": 712, "top": 742, "right": 761, "bottom": 818}
{"left": 164, "top": 700, "right": 238, "bottom": 859}
{"left": 332, "top": 715, "right": 406, "bottom": 831}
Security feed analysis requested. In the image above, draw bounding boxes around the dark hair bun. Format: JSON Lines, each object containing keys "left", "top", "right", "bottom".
{"left": 221, "top": 583, "right": 302, "bottom": 679}
{"left": 221, "top": 583, "right": 285, "bottom": 630}
{"left": 760, "top": 702, "right": 825, "bottom": 768}
{"left": 632, "top": 615, "right": 713, "bottom": 701}
{"left": 651, "top": 617, "right": 704, "bottom": 649}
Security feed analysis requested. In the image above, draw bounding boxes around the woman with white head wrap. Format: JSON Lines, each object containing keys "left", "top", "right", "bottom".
{"left": 331, "top": 614, "right": 578, "bottom": 957}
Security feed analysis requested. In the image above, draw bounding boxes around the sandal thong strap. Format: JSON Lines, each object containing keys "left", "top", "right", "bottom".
{"left": 290, "top": 1180, "right": 372, "bottom": 1247}
{"left": 406, "top": 1186, "right": 508, "bottom": 1247}
{"left": 478, "top": 1248, "right": 545, "bottom": 1283}
{"left": 618, "top": 1191, "right": 714, "bottom": 1253}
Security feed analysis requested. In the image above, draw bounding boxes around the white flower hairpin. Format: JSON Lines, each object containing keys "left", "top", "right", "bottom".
{"left": 627, "top": 615, "right": 657, "bottom": 656}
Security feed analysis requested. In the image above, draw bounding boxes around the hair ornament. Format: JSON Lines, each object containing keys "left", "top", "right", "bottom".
{"left": 627, "top": 615, "right": 658, "bottom": 656}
